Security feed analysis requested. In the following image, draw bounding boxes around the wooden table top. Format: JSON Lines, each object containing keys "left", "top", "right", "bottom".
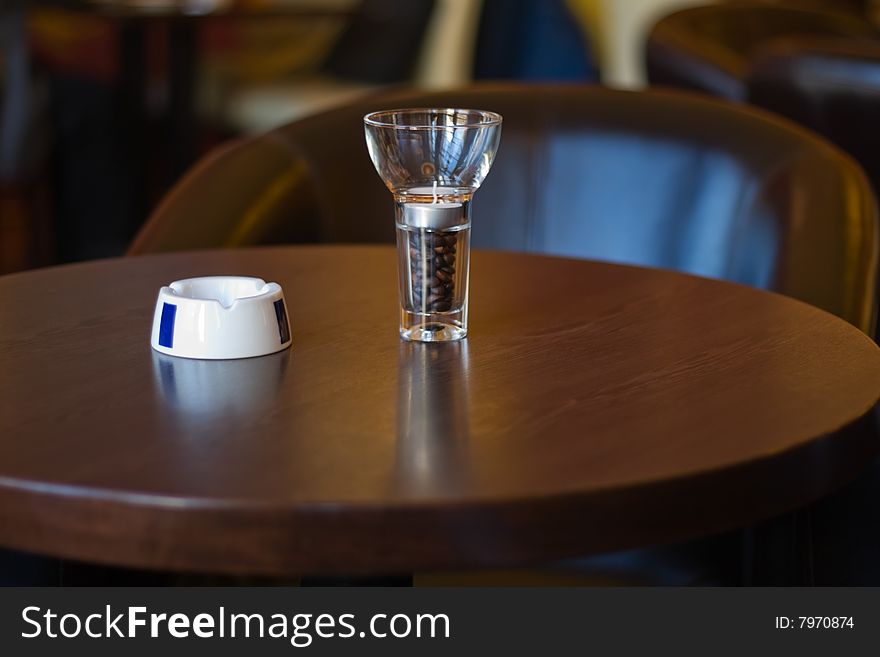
{"left": 0, "top": 245, "right": 878, "bottom": 576}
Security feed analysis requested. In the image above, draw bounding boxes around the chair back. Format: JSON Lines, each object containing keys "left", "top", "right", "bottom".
{"left": 748, "top": 39, "right": 880, "bottom": 193}
{"left": 646, "top": 4, "right": 876, "bottom": 100}
{"left": 131, "top": 84, "right": 878, "bottom": 333}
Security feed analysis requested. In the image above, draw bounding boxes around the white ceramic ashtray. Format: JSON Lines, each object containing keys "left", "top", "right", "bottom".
{"left": 150, "top": 276, "right": 291, "bottom": 360}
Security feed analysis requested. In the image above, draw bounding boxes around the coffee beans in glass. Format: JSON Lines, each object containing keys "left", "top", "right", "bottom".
{"left": 364, "top": 108, "right": 502, "bottom": 342}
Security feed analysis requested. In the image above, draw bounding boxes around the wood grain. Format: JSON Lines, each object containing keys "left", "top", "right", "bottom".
{"left": 0, "top": 245, "right": 877, "bottom": 576}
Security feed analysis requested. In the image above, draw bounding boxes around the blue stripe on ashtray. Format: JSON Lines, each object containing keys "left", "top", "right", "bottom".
{"left": 158, "top": 303, "right": 177, "bottom": 348}
{"left": 274, "top": 299, "right": 290, "bottom": 344}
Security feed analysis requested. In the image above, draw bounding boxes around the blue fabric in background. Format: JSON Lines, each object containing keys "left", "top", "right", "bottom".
{"left": 474, "top": 0, "right": 597, "bottom": 81}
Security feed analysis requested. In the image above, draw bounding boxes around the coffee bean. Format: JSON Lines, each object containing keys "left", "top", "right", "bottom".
{"left": 403, "top": 227, "right": 466, "bottom": 316}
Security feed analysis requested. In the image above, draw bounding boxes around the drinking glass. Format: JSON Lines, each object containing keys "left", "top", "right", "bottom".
{"left": 364, "top": 108, "right": 502, "bottom": 341}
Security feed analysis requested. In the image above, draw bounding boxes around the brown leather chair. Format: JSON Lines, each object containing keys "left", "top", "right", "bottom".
{"left": 645, "top": 3, "right": 877, "bottom": 101}
{"left": 644, "top": 4, "right": 880, "bottom": 187}
{"left": 645, "top": 3, "right": 880, "bottom": 275}
{"left": 131, "top": 84, "right": 878, "bottom": 335}
{"left": 747, "top": 39, "right": 880, "bottom": 193}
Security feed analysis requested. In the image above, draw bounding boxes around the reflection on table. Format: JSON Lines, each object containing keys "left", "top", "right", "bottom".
{"left": 396, "top": 340, "right": 471, "bottom": 495}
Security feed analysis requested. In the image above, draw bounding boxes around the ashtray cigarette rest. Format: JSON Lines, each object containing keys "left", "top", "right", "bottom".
{"left": 150, "top": 276, "right": 291, "bottom": 360}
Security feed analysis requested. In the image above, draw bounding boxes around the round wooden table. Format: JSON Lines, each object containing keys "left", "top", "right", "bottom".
{"left": 0, "top": 246, "right": 878, "bottom": 576}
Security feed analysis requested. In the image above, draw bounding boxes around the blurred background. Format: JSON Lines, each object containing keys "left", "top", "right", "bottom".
{"left": 2, "top": 0, "right": 879, "bottom": 273}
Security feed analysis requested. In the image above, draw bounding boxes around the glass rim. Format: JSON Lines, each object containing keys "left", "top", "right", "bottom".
{"left": 363, "top": 108, "right": 503, "bottom": 130}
